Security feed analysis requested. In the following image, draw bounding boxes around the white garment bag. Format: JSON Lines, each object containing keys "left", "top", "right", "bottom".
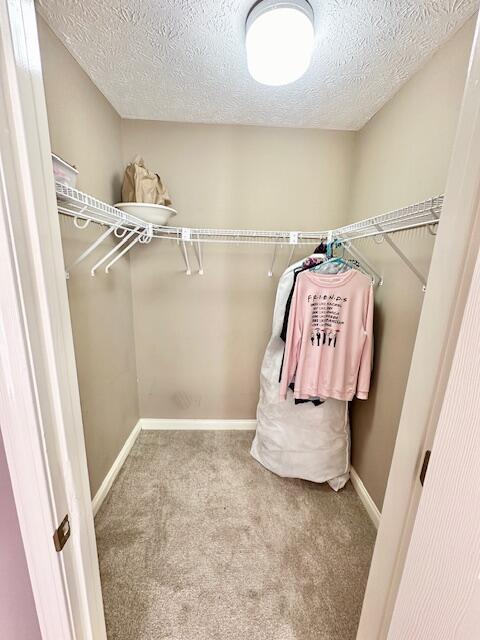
{"left": 250, "top": 255, "right": 350, "bottom": 491}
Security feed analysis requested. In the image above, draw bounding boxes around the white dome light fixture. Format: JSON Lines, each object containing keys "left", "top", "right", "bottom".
{"left": 246, "top": 0, "right": 315, "bottom": 86}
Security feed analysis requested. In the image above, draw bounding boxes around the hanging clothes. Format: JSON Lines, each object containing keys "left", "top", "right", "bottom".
{"left": 278, "top": 256, "right": 324, "bottom": 405}
{"left": 250, "top": 255, "right": 350, "bottom": 491}
{"left": 280, "top": 269, "right": 374, "bottom": 402}
{"left": 278, "top": 255, "right": 351, "bottom": 392}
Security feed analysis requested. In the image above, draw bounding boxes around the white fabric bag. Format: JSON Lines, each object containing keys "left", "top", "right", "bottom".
{"left": 250, "top": 255, "right": 350, "bottom": 491}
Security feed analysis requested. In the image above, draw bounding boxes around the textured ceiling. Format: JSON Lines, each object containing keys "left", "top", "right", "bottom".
{"left": 37, "top": 0, "right": 478, "bottom": 130}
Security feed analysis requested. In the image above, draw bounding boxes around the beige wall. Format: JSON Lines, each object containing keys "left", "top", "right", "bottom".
{"left": 348, "top": 17, "right": 476, "bottom": 510}
{"left": 121, "top": 121, "right": 354, "bottom": 417}
{"left": 38, "top": 17, "right": 139, "bottom": 496}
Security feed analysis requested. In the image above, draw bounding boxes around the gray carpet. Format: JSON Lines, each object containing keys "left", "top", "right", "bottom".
{"left": 95, "top": 431, "right": 376, "bottom": 640}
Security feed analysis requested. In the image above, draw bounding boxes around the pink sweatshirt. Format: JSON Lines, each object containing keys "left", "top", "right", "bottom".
{"left": 280, "top": 269, "right": 374, "bottom": 402}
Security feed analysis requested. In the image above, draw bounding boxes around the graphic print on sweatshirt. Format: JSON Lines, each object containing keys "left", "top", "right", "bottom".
{"left": 308, "top": 292, "right": 348, "bottom": 349}
{"left": 280, "top": 268, "right": 374, "bottom": 402}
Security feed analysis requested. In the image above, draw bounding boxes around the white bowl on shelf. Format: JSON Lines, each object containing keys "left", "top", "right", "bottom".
{"left": 114, "top": 202, "right": 177, "bottom": 226}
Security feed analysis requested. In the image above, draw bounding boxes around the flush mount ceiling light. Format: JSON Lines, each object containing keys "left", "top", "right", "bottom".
{"left": 245, "top": 0, "right": 315, "bottom": 86}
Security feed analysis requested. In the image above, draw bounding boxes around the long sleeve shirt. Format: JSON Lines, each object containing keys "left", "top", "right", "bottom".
{"left": 279, "top": 269, "right": 374, "bottom": 402}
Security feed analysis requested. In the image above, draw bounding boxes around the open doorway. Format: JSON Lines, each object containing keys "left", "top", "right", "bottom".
{"left": 1, "top": 1, "right": 480, "bottom": 638}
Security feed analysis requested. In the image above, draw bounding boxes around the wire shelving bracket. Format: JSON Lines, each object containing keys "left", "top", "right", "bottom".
{"left": 65, "top": 223, "right": 119, "bottom": 278}
{"left": 374, "top": 223, "right": 427, "bottom": 290}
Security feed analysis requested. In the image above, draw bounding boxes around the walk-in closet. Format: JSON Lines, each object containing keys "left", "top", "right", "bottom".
{"left": 18, "top": 1, "right": 479, "bottom": 638}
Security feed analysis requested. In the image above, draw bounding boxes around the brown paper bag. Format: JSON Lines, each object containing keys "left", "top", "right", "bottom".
{"left": 121, "top": 157, "right": 172, "bottom": 206}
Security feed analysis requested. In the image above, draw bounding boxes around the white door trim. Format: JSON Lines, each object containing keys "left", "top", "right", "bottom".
{"left": 387, "top": 177, "right": 480, "bottom": 638}
{"left": 2, "top": 2, "right": 480, "bottom": 639}
{"left": 358, "top": 12, "right": 480, "bottom": 639}
{"left": 0, "top": 1, "right": 106, "bottom": 638}
{"left": 0, "top": 17, "right": 73, "bottom": 636}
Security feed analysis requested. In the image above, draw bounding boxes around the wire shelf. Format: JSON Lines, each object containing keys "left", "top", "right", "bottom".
{"left": 56, "top": 183, "right": 443, "bottom": 246}
{"left": 56, "top": 183, "right": 147, "bottom": 228}
{"left": 56, "top": 183, "right": 444, "bottom": 284}
{"left": 56, "top": 183, "right": 328, "bottom": 245}
{"left": 335, "top": 195, "right": 443, "bottom": 242}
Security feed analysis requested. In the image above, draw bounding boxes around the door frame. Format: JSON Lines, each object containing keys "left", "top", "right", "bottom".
{"left": 1, "top": 2, "right": 480, "bottom": 639}
{"left": 0, "top": 0, "right": 106, "bottom": 638}
{"left": 386, "top": 163, "right": 480, "bottom": 637}
{"left": 357, "top": 12, "right": 480, "bottom": 638}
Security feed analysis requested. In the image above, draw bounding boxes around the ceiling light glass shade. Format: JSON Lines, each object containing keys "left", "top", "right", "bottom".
{"left": 246, "top": 0, "right": 314, "bottom": 86}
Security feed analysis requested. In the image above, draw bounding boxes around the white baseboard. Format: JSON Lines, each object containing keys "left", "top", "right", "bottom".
{"left": 350, "top": 466, "right": 381, "bottom": 529}
{"left": 92, "top": 420, "right": 142, "bottom": 516}
{"left": 139, "top": 418, "right": 257, "bottom": 431}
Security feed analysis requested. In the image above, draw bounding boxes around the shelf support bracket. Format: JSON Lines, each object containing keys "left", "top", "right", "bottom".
{"left": 104, "top": 225, "right": 152, "bottom": 273}
{"left": 285, "top": 245, "right": 295, "bottom": 270}
{"left": 341, "top": 239, "right": 383, "bottom": 286}
{"left": 179, "top": 240, "right": 192, "bottom": 275}
{"left": 192, "top": 237, "right": 204, "bottom": 275}
{"left": 105, "top": 235, "right": 140, "bottom": 273}
{"left": 268, "top": 244, "right": 279, "bottom": 277}
{"left": 375, "top": 224, "right": 427, "bottom": 291}
{"left": 90, "top": 226, "right": 140, "bottom": 276}
{"left": 65, "top": 224, "right": 118, "bottom": 278}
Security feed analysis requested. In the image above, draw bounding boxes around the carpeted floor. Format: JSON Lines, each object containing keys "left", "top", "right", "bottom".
{"left": 95, "top": 431, "right": 376, "bottom": 640}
